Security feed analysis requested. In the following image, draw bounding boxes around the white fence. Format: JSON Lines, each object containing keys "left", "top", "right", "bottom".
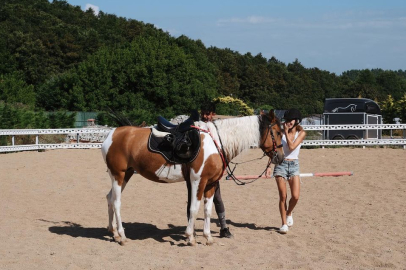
{"left": 303, "top": 124, "right": 406, "bottom": 147}
{"left": 0, "top": 124, "right": 406, "bottom": 153}
{"left": 0, "top": 128, "right": 111, "bottom": 153}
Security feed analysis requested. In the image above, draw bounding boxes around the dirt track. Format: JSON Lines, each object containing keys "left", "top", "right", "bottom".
{"left": 1, "top": 148, "right": 405, "bottom": 269}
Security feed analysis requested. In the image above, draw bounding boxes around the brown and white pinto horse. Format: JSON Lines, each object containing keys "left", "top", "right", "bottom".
{"left": 101, "top": 111, "right": 284, "bottom": 245}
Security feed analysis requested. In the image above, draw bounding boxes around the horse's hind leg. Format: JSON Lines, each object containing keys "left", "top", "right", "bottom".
{"left": 106, "top": 170, "right": 120, "bottom": 240}
{"left": 185, "top": 178, "right": 201, "bottom": 246}
{"left": 106, "top": 169, "right": 131, "bottom": 245}
{"left": 107, "top": 188, "right": 120, "bottom": 241}
{"left": 203, "top": 187, "right": 215, "bottom": 245}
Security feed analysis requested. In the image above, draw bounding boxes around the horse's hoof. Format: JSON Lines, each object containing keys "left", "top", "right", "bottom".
{"left": 187, "top": 239, "right": 196, "bottom": 246}
{"left": 119, "top": 239, "right": 127, "bottom": 246}
{"left": 205, "top": 236, "right": 214, "bottom": 246}
{"left": 114, "top": 235, "right": 121, "bottom": 242}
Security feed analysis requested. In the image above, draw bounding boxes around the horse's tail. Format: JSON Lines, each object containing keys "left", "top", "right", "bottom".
{"left": 101, "top": 128, "right": 116, "bottom": 164}
{"left": 105, "top": 107, "right": 134, "bottom": 127}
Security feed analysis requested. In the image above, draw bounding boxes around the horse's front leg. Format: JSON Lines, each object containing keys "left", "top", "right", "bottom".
{"left": 185, "top": 178, "right": 201, "bottom": 246}
{"left": 203, "top": 190, "right": 215, "bottom": 246}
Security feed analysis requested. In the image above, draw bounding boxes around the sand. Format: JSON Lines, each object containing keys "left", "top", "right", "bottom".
{"left": 0, "top": 147, "right": 405, "bottom": 269}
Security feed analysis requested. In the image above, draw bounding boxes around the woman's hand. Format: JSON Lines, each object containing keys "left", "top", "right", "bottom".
{"left": 266, "top": 166, "right": 273, "bottom": 178}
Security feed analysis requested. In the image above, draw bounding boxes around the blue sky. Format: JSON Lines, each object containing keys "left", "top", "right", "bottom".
{"left": 65, "top": 0, "right": 406, "bottom": 74}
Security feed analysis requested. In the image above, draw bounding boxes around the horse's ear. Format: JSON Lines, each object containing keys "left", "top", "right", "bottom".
{"left": 269, "top": 109, "right": 275, "bottom": 121}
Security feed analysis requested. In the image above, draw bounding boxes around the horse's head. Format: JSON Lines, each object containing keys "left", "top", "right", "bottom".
{"left": 259, "top": 110, "right": 284, "bottom": 164}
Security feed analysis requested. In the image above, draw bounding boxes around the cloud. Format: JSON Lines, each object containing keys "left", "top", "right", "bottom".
{"left": 216, "top": 11, "right": 405, "bottom": 31}
{"left": 85, "top": 4, "right": 99, "bottom": 15}
{"left": 217, "top": 16, "right": 277, "bottom": 26}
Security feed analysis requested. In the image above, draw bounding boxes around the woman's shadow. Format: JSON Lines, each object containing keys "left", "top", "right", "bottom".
{"left": 210, "top": 218, "right": 280, "bottom": 232}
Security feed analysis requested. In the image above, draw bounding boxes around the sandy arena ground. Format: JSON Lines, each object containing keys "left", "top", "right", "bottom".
{"left": 1, "top": 147, "right": 405, "bottom": 269}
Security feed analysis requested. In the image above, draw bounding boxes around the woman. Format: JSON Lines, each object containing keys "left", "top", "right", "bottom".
{"left": 266, "top": 108, "right": 306, "bottom": 234}
{"left": 185, "top": 102, "right": 233, "bottom": 238}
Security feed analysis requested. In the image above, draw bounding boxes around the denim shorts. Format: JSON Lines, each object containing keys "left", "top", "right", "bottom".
{"left": 273, "top": 159, "right": 300, "bottom": 180}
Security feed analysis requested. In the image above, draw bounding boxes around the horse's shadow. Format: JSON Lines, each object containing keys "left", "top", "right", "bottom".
{"left": 42, "top": 219, "right": 191, "bottom": 246}
{"left": 43, "top": 217, "right": 280, "bottom": 245}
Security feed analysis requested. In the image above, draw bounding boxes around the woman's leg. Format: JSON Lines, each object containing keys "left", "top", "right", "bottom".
{"left": 213, "top": 182, "right": 233, "bottom": 238}
{"left": 286, "top": 175, "right": 300, "bottom": 216}
{"left": 213, "top": 182, "right": 225, "bottom": 217}
{"left": 185, "top": 176, "right": 191, "bottom": 221}
{"left": 213, "top": 182, "right": 226, "bottom": 229}
{"left": 275, "top": 176, "right": 288, "bottom": 226}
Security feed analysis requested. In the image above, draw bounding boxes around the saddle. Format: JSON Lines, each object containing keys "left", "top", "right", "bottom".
{"left": 148, "top": 110, "right": 201, "bottom": 164}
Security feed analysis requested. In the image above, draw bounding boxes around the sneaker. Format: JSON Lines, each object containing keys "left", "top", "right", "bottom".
{"left": 287, "top": 215, "right": 293, "bottom": 227}
{"left": 279, "top": 224, "right": 289, "bottom": 234}
{"left": 219, "top": 228, "right": 234, "bottom": 238}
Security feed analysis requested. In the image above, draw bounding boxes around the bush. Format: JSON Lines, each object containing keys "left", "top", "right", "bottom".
{"left": 0, "top": 102, "right": 75, "bottom": 129}
{"left": 213, "top": 96, "right": 254, "bottom": 116}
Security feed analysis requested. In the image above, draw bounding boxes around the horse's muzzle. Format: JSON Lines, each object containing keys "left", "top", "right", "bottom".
{"left": 271, "top": 151, "right": 284, "bottom": 165}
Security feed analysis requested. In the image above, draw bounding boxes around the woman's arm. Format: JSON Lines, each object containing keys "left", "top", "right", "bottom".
{"left": 285, "top": 129, "right": 306, "bottom": 151}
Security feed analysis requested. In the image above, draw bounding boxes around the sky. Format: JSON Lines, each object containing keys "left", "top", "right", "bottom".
{"left": 64, "top": 0, "right": 406, "bottom": 74}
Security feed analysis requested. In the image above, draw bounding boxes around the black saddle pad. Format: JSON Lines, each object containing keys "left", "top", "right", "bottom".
{"left": 148, "top": 128, "right": 201, "bottom": 164}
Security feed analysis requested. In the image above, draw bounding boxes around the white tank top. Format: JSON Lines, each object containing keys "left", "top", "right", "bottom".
{"left": 282, "top": 131, "right": 302, "bottom": 160}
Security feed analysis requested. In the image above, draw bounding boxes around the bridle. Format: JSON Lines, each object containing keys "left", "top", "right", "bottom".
{"left": 260, "top": 122, "right": 283, "bottom": 164}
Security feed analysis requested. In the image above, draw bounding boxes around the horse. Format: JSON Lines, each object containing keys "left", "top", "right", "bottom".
{"left": 101, "top": 111, "right": 284, "bottom": 246}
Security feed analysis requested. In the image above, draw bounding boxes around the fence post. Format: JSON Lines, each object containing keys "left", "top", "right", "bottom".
{"left": 36, "top": 134, "right": 39, "bottom": 151}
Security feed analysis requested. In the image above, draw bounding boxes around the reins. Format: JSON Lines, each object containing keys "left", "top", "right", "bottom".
{"left": 212, "top": 121, "right": 279, "bottom": 186}
{"left": 226, "top": 154, "right": 273, "bottom": 185}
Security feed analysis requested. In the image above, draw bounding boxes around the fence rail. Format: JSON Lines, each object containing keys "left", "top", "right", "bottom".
{"left": 301, "top": 124, "right": 406, "bottom": 130}
{"left": 0, "top": 128, "right": 112, "bottom": 135}
{"left": 1, "top": 124, "right": 406, "bottom": 153}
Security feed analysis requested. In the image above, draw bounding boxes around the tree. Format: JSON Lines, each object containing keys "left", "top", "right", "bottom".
{"left": 0, "top": 72, "right": 36, "bottom": 107}
{"left": 380, "top": 95, "right": 397, "bottom": 124}
{"left": 395, "top": 94, "right": 406, "bottom": 123}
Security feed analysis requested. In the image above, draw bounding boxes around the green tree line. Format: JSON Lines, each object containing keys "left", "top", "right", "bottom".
{"left": 0, "top": 0, "right": 405, "bottom": 128}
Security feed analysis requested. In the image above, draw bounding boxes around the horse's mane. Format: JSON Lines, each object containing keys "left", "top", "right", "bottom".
{"left": 213, "top": 115, "right": 261, "bottom": 161}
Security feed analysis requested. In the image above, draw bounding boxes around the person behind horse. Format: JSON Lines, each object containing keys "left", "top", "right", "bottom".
{"left": 266, "top": 108, "right": 306, "bottom": 234}
{"left": 187, "top": 102, "right": 233, "bottom": 238}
